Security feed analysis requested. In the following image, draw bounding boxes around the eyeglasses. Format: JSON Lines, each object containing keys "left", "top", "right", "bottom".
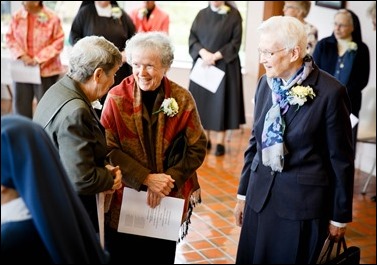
{"left": 258, "top": 48, "right": 287, "bottom": 59}
{"left": 283, "top": 5, "right": 299, "bottom": 10}
{"left": 334, "top": 22, "right": 351, "bottom": 28}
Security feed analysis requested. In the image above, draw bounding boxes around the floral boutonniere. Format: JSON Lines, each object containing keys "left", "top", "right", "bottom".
{"left": 348, "top": 41, "right": 358, "bottom": 52}
{"left": 91, "top": 99, "right": 103, "bottom": 110}
{"left": 153, "top": 98, "right": 179, "bottom": 117}
{"left": 37, "top": 12, "right": 49, "bottom": 23}
{"left": 111, "top": 7, "right": 122, "bottom": 20}
{"left": 217, "top": 5, "right": 230, "bottom": 15}
{"left": 287, "top": 85, "right": 316, "bottom": 110}
{"left": 138, "top": 7, "right": 148, "bottom": 19}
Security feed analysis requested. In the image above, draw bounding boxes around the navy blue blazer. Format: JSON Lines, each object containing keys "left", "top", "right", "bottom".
{"left": 237, "top": 64, "right": 354, "bottom": 223}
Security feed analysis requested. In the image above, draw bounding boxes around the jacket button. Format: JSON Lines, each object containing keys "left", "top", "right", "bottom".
{"left": 270, "top": 171, "right": 275, "bottom": 176}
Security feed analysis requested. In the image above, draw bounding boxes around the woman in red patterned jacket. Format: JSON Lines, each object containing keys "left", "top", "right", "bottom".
{"left": 6, "top": 1, "right": 65, "bottom": 118}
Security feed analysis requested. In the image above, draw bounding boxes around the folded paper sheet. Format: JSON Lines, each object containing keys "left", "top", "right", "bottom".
{"left": 118, "top": 187, "right": 184, "bottom": 241}
{"left": 189, "top": 58, "right": 225, "bottom": 93}
{"left": 10, "top": 59, "right": 41, "bottom": 84}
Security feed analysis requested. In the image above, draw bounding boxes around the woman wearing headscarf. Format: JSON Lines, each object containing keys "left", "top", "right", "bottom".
{"left": 188, "top": 1, "right": 246, "bottom": 156}
{"left": 313, "top": 9, "right": 370, "bottom": 154}
{"left": 1, "top": 115, "right": 109, "bottom": 264}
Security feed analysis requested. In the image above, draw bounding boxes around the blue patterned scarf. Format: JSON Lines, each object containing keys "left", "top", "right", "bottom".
{"left": 261, "top": 56, "right": 314, "bottom": 172}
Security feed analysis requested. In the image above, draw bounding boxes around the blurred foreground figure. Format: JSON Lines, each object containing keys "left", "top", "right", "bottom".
{"left": 1, "top": 114, "right": 109, "bottom": 264}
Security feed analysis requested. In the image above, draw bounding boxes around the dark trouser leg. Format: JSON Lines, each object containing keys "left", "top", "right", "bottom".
{"left": 13, "top": 82, "right": 34, "bottom": 118}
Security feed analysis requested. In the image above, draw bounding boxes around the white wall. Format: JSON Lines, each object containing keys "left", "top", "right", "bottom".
{"left": 166, "top": 1, "right": 376, "bottom": 173}
{"left": 168, "top": 1, "right": 376, "bottom": 138}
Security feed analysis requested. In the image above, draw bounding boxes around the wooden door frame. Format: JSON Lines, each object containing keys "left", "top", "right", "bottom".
{"left": 258, "top": 1, "right": 285, "bottom": 78}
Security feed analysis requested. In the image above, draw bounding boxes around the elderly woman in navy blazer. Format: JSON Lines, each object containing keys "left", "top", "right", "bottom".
{"left": 234, "top": 16, "right": 354, "bottom": 264}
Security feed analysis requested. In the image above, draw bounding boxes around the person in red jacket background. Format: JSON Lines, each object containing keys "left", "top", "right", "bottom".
{"left": 5, "top": 1, "right": 65, "bottom": 118}
{"left": 129, "top": 1, "right": 169, "bottom": 34}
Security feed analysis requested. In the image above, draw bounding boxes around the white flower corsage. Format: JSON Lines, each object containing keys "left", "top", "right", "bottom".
{"left": 348, "top": 41, "right": 358, "bottom": 51}
{"left": 138, "top": 7, "right": 148, "bottom": 19}
{"left": 287, "top": 85, "right": 316, "bottom": 109}
{"left": 153, "top": 98, "right": 179, "bottom": 117}
{"left": 217, "top": 5, "right": 230, "bottom": 15}
{"left": 37, "top": 12, "right": 48, "bottom": 23}
{"left": 91, "top": 99, "right": 103, "bottom": 110}
{"left": 111, "top": 7, "right": 122, "bottom": 20}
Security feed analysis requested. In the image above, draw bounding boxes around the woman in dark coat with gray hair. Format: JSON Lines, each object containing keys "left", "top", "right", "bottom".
{"left": 33, "top": 36, "right": 123, "bottom": 231}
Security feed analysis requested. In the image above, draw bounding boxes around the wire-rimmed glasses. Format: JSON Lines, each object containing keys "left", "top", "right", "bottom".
{"left": 258, "top": 48, "right": 287, "bottom": 59}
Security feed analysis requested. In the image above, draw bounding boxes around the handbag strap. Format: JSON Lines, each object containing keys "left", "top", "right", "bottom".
{"left": 326, "top": 236, "right": 348, "bottom": 262}
{"left": 337, "top": 236, "right": 348, "bottom": 254}
{"left": 317, "top": 235, "right": 350, "bottom": 264}
{"left": 325, "top": 237, "right": 336, "bottom": 261}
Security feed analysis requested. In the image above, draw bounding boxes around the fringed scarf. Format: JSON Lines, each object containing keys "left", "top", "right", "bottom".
{"left": 101, "top": 75, "right": 204, "bottom": 240}
{"left": 262, "top": 55, "right": 314, "bottom": 172}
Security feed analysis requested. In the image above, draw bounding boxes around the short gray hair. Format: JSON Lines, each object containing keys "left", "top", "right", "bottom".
{"left": 125, "top": 31, "right": 174, "bottom": 69}
{"left": 67, "top": 36, "right": 122, "bottom": 83}
{"left": 258, "top": 16, "right": 307, "bottom": 58}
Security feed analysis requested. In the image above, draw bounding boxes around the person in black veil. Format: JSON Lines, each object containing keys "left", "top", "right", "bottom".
{"left": 313, "top": 9, "right": 370, "bottom": 156}
{"left": 69, "top": 1, "right": 136, "bottom": 117}
{"left": 188, "top": 1, "right": 246, "bottom": 156}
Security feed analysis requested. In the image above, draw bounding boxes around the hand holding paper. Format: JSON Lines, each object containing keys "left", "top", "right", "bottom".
{"left": 10, "top": 59, "right": 41, "bottom": 84}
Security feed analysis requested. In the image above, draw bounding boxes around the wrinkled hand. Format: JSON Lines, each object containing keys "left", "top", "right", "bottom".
{"left": 234, "top": 199, "right": 245, "bottom": 227}
{"left": 329, "top": 223, "right": 346, "bottom": 242}
{"left": 144, "top": 173, "right": 175, "bottom": 197}
{"left": 146, "top": 189, "right": 162, "bottom": 208}
{"left": 105, "top": 165, "right": 122, "bottom": 190}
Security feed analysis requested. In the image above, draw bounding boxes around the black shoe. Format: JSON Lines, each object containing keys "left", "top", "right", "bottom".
{"left": 215, "top": 144, "right": 225, "bottom": 156}
{"left": 207, "top": 140, "right": 212, "bottom": 150}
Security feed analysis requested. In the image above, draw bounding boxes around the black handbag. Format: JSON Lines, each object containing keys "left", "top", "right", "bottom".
{"left": 164, "top": 131, "right": 187, "bottom": 169}
{"left": 317, "top": 235, "right": 360, "bottom": 264}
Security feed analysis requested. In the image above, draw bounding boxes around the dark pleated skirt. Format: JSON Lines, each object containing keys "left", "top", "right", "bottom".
{"left": 236, "top": 200, "right": 329, "bottom": 264}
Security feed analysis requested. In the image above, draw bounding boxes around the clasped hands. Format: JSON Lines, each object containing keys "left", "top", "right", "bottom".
{"left": 103, "top": 164, "right": 122, "bottom": 194}
{"left": 199, "top": 48, "right": 222, "bottom": 66}
{"left": 144, "top": 173, "right": 175, "bottom": 208}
